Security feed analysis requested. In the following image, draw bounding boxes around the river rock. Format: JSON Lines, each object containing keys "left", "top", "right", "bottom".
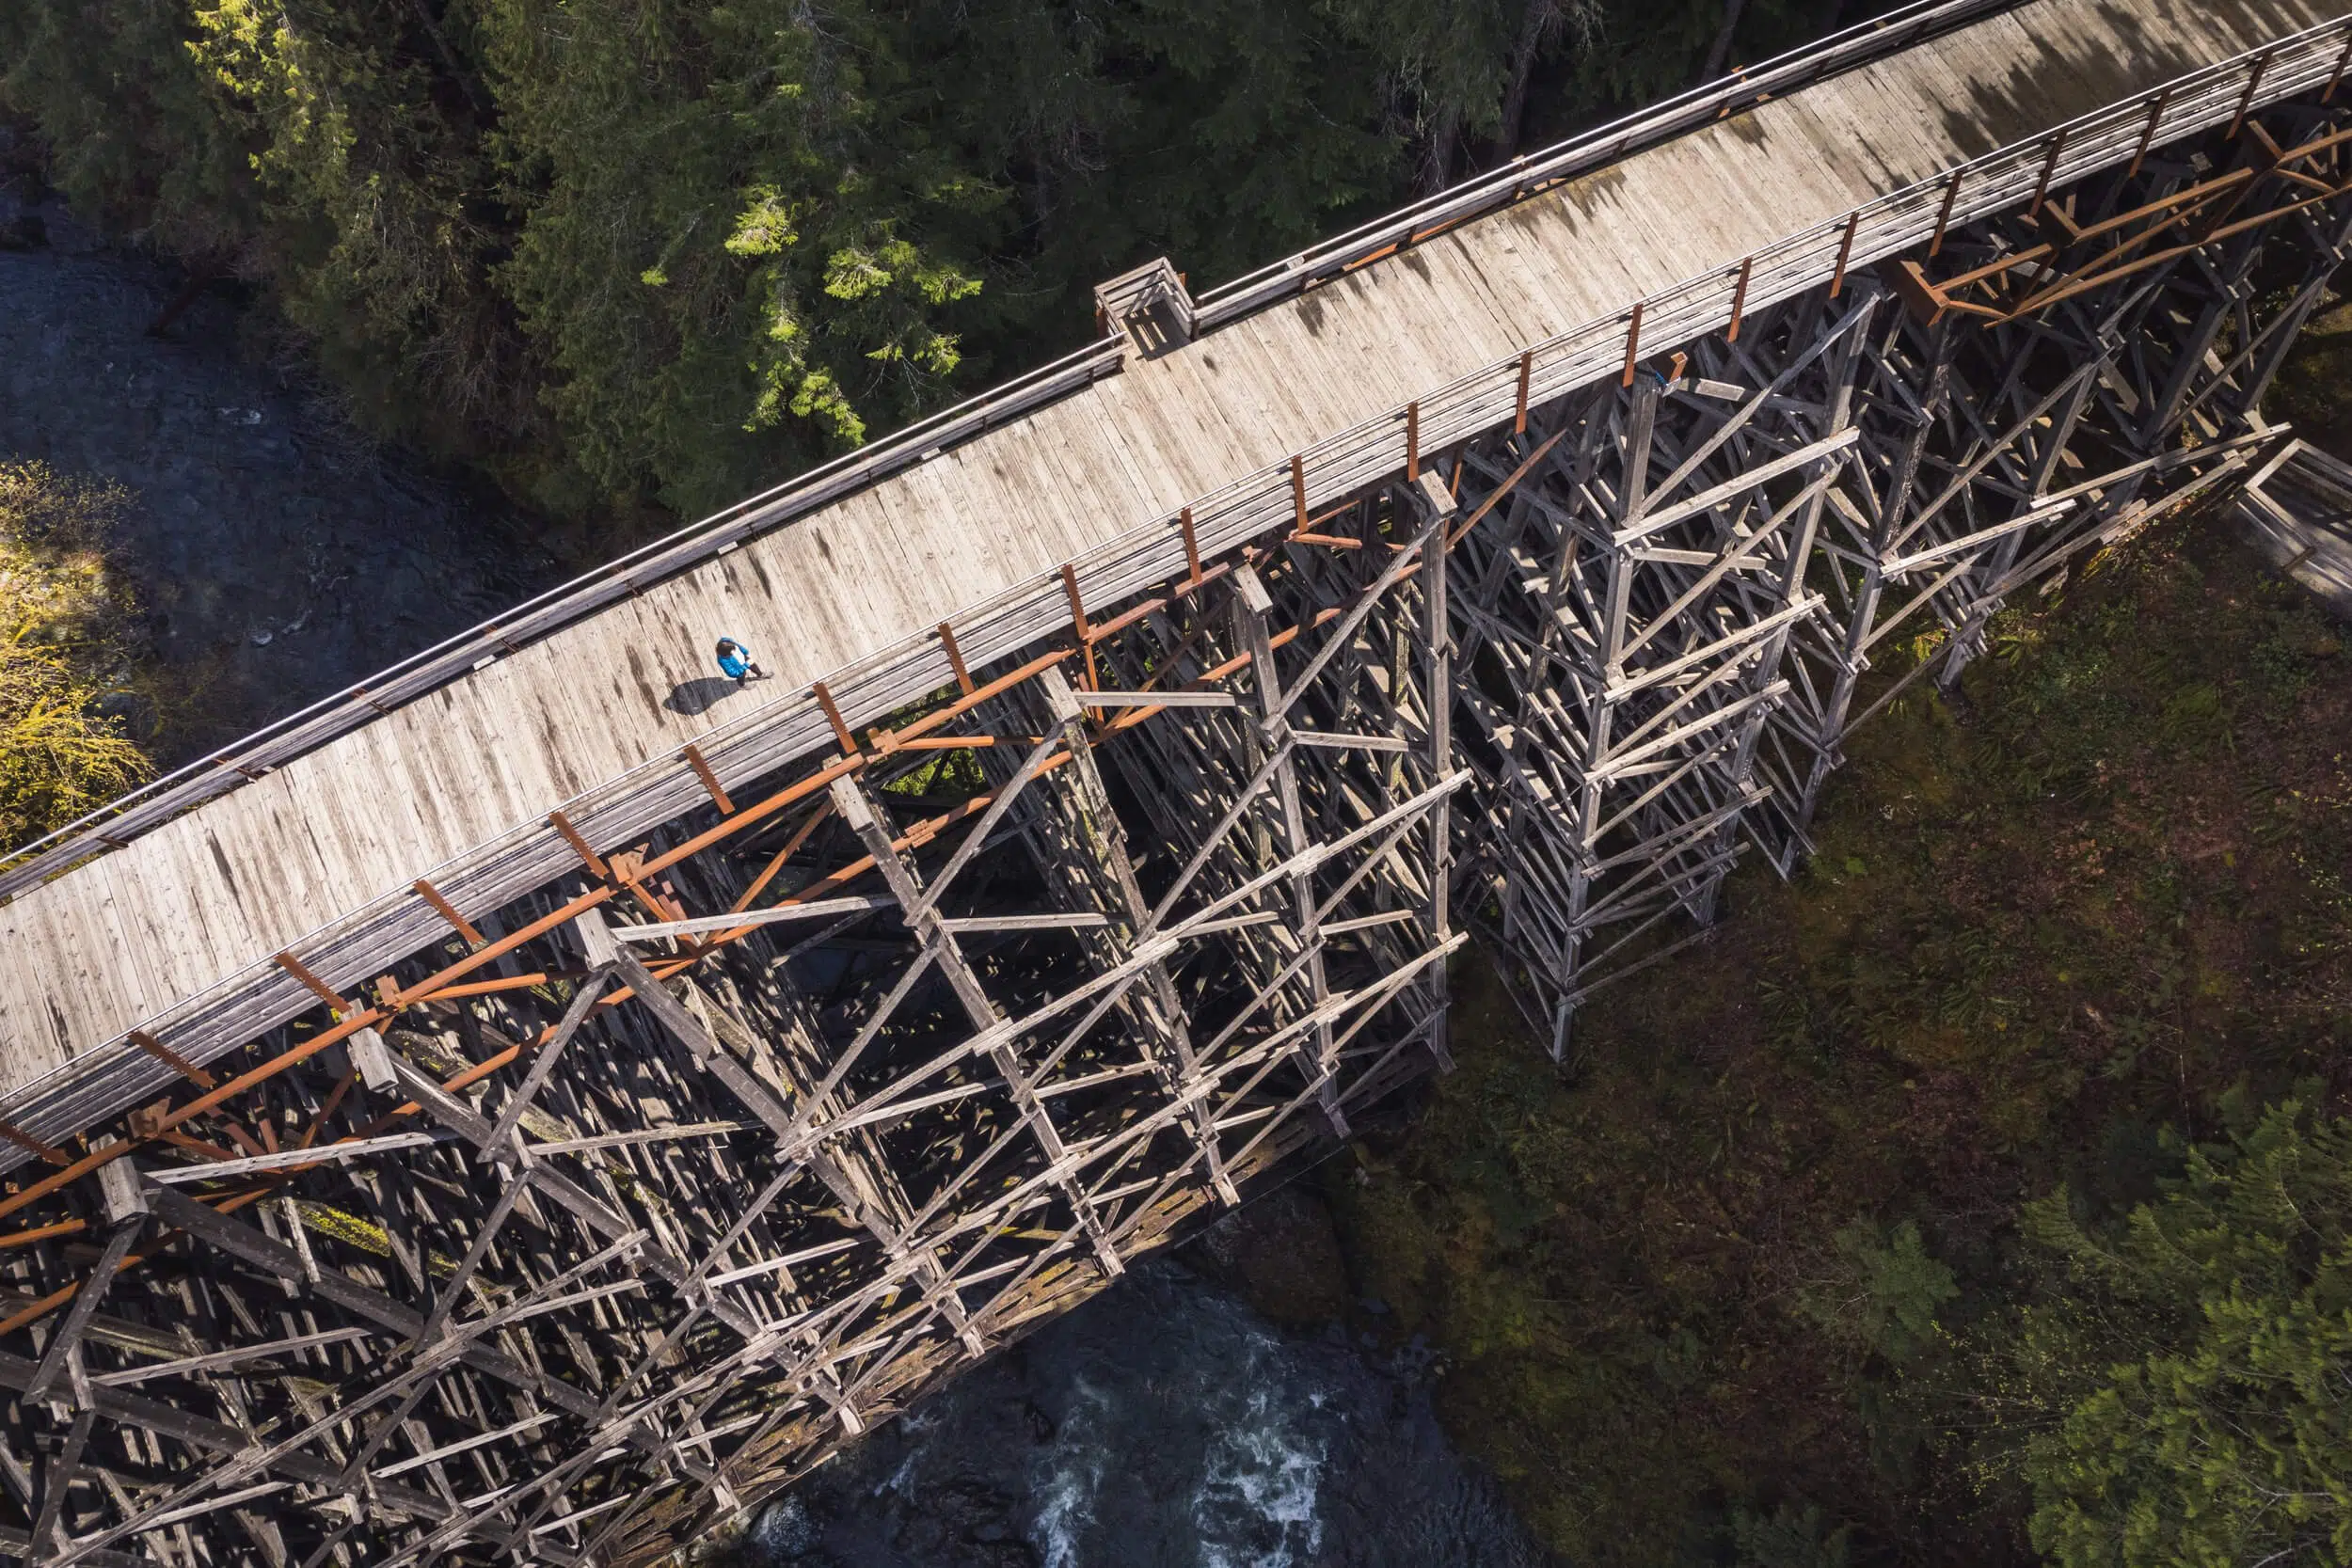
{"left": 1179, "top": 1180, "right": 1351, "bottom": 1328}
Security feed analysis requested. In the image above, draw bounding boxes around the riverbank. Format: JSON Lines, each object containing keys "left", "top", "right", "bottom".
{"left": 0, "top": 171, "right": 560, "bottom": 769}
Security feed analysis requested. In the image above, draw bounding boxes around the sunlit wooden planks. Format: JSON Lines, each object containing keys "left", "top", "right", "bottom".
{"left": 0, "top": 0, "right": 2338, "bottom": 1120}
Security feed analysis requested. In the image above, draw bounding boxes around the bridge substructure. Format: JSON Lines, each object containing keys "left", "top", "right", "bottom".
{"left": 0, "top": 1, "right": 2345, "bottom": 1562}
{"left": 1453, "top": 111, "right": 2352, "bottom": 1046}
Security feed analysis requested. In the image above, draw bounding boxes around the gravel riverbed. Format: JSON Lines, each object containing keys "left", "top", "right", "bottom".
{"left": 0, "top": 185, "right": 556, "bottom": 765}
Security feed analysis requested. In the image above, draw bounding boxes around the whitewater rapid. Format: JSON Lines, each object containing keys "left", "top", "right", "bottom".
{"left": 741, "top": 1261, "right": 1553, "bottom": 1568}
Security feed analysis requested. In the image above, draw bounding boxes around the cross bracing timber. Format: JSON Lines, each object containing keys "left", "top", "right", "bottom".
{"left": 2234, "top": 437, "right": 2352, "bottom": 617}
{"left": 0, "top": 490, "right": 1470, "bottom": 1568}
{"left": 1448, "top": 97, "right": 2352, "bottom": 1045}
{"left": 0, "top": 1, "right": 2347, "bottom": 1561}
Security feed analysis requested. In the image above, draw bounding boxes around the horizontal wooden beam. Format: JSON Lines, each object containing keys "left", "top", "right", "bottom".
{"left": 608, "top": 896, "right": 896, "bottom": 943}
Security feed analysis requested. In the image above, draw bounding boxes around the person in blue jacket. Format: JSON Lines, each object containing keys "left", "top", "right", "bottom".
{"left": 714, "top": 636, "right": 769, "bottom": 685}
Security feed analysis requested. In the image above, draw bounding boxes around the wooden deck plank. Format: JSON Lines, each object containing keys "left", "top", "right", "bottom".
{"left": 980, "top": 404, "right": 1126, "bottom": 572}
{"left": 1254, "top": 311, "right": 1370, "bottom": 457}
{"left": 1073, "top": 374, "right": 1187, "bottom": 530}
{"left": 1308, "top": 250, "right": 1517, "bottom": 411}
{"left": 127, "top": 823, "right": 262, "bottom": 1010}
{"left": 1010, "top": 395, "right": 1153, "bottom": 566}
{"left": 1115, "top": 350, "right": 1262, "bottom": 502}
{"left": 946, "top": 406, "right": 1106, "bottom": 581}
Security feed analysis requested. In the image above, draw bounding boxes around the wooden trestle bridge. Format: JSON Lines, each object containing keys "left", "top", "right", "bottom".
{"left": 0, "top": 0, "right": 2347, "bottom": 1559}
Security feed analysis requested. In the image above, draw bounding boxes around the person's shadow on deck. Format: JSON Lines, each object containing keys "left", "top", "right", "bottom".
{"left": 664, "top": 676, "right": 741, "bottom": 717}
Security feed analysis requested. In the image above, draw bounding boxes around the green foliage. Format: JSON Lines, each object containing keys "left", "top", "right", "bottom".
{"left": 879, "top": 743, "right": 985, "bottom": 798}
{"left": 1730, "top": 1501, "right": 1851, "bottom": 1568}
{"left": 3, "top": 0, "right": 1842, "bottom": 530}
{"left": 900, "top": 0, "right": 1408, "bottom": 339}
{"left": 478, "top": 0, "right": 993, "bottom": 515}
{"left": 0, "top": 463, "right": 152, "bottom": 851}
{"left": 1797, "top": 1218, "right": 1957, "bottom": 1365}
{"left": 1334, "top": 517, "right": 2352, "bottom": 1564}
{"left": 190, "top": 0, "right": 517, "bottom": 429}
{"left": 2005, "top": 1101, "right": 2352, "bottom": 1568}
{"left": 0, "top": 1, "right": 259, "bottom": 255}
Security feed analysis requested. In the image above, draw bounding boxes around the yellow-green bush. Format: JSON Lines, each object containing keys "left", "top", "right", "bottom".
{"left": 0, "top": 462, "right": 151, "bottom": 851}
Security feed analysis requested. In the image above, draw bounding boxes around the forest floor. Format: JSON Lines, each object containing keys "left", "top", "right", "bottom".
{"left": 1325, "top": 493, "right": 2352, "bottom": 1562}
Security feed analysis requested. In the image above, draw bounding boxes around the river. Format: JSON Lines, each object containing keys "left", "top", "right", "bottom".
{"left": 0, "top": 161, "right": 556, "bottom": 766}
{"left": 737, "top": 1258, "right": 1556, "bottom": 1568}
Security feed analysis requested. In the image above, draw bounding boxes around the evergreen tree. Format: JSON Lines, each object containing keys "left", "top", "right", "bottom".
{"left": 187, "top": 0, "right": 530, "bottom": 451}
{"left": 478, "top": 0, "right": 992, "bottom": 515}
{"left": 2006, "top": 1101, "right": 2352, "bottom": 1567}
{"left": 0, "top": 1, "right": 258, "bottom": 258}
{"left": 1, "top": 0, "right": 1836, "bottom": 526}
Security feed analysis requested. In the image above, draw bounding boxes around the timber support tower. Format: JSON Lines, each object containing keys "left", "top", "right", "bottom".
{"left": 0, "top": 1, "right": 2345, "bottom": 1560}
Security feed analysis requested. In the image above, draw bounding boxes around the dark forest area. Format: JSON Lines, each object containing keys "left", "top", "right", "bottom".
{"left": 1332, "top": 498, "right": 2352, "bottom": 1566}
{"left": 2, "top": 0, "right": 1850, "bottom": 540}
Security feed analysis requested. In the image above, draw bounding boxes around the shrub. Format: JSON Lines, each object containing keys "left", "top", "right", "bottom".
{"left": 0, "top": 462, "right": 151, "bottom": 851}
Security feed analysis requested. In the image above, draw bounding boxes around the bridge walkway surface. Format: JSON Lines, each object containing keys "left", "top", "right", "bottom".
{"left": 0, "top": 0, "right": 2331, "bottom": 1128}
